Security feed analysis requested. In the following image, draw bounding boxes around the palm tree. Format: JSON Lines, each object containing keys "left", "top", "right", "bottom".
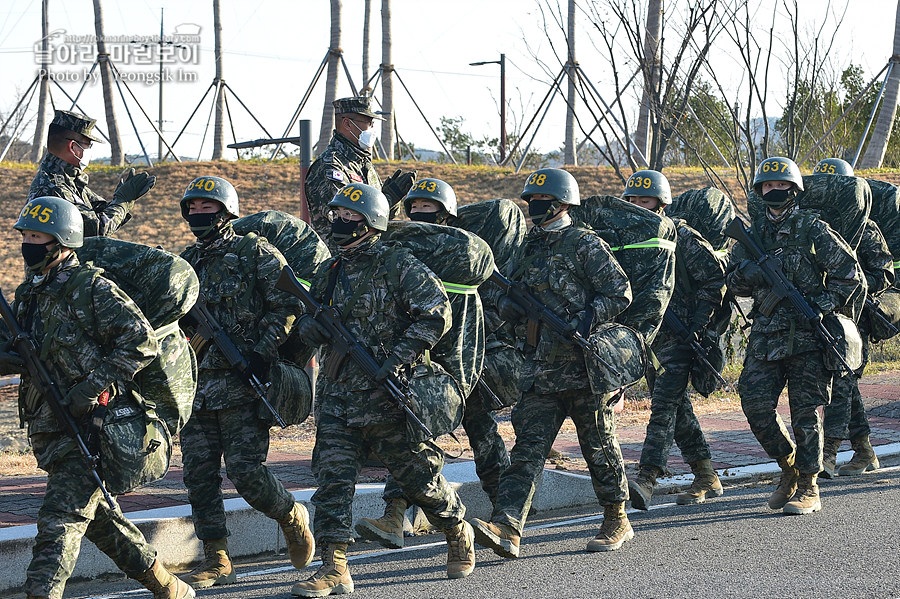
{"left": 634, "top": 0, "right": 663, "bottom": 168}
{"left": 860, "top": 3, "right": 900, "bottom": 168}
{"left": 318, "top": 0, "right": 342, "bottom": 153}
{"left": 30, "top": 0, "right": 49, "bottom": 163}
{"left": 564, "top": 0, "right": 577, "bottom": 165}
{"left": 92, "top": 0, "right": 123, "bottom": 164}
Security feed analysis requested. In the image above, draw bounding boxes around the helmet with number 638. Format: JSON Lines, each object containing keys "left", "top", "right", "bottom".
{"left": 329, "top": 182, "right": 390, "bottom": 231}
{"left": 520, "top": 168, "right": 580, "bottom": 205}
{"left": 15, "top": 196, "right": 84, "bottom": 248}
{"left": 180, "top": 176, "right": 240, "bottom": 219}
{"left": 622, "top": 170, "right": 672, "bottom": 205}
{"left": 753, "top": 157, "right": 805, "bottom": 194}
{"left": 403, "top": 178, "right": 458, "bottom": 216}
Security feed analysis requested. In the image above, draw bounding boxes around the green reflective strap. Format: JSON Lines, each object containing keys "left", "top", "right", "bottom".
{"left": 715, "top": 249, "right": 730, "bottom": 258}
{"left": 154, "top": 321, "right": 181, "bottom": 341}
{"left": 297, "top": 277, "right": 312, "bottom": 289}
{"left": 609, "top": 237, "right": 677, "bottom": 252}
{"left": 893, "top": 261, "right": 900, "bottom": 270}
{"left": 442, "top": 281, "right": 479, "bottom": 295}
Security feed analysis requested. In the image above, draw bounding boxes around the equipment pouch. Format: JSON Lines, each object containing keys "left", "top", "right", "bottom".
{"left": 100, "top": 392, "right": 172, "bottom": 495}
{"left": 258, "top": 359, "right": 313, "bottom": 426}
{"left": 404, "top": 363, "right": 464, "bottom": 444}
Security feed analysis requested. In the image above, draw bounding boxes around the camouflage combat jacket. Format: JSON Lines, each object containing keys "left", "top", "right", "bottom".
{"left": 728, "top": 207, "right": 864, "bottom": 359}
{"left": 508, "top": 223, "right": 631, "bottom": 392}
{"left": 181, "top": 226, "right": 297, "bottom": 409}
{"left": 858, "top": 219, "right": 895, "bottom": 297}
{"left": 311, "top": 236, "right": 452, "bottom": 426}
{"left": 1, "top": 255, "right": 157, "bottom": 467}
{"left": 27, "top": 153, "right": 133, "bottom": 237}
{"left": 304, "top": 132, "right": 383, "bottom": 236}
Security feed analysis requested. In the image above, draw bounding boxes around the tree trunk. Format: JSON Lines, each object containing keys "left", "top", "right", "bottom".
{"left": 564, "top": 0, "right": 577, "bottom": 165}
{"left": 860, "top": 3, "right": 900, "bottom": 168}
{"left": 362, "top": 0, "right": 371, "bottom": 92}
{"left": 30, "top": 0, "right": 50, "bottom": 163}
{"left": 634, "top": 0, "right": 662, "bottom": 167}
{"left": 212, "top": 0, "right": 225, "bottom": 160}
{"left": 92, "top": 0, "right": 123, "bottom": 165}
{"left": 381, "top": 0, "right": 394, "bottom": 160}
{"left": 318, "top": 0, "right": 342, "bottom": 154}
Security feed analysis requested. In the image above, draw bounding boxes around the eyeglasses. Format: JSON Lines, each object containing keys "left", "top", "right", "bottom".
{"left": 327, "top": 210, "right": 363, "bottom": 224}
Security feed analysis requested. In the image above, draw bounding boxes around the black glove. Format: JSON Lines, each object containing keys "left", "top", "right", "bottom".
{"left": 62, "top": 380, "right": 101, "bottom": 418}
{"left": 809, "top": 306, "right": 824, "bottom": 329}
{"left": 381, "top": 169, "right": 417, "bottom": 204}
{"left": 738, "top": 259, "right": 767, "bottom": 288}
{"left": 296, "top": 314, "right": 331, "bottom": 347}
{"left": 114, "top": 168, "right": 156, "bottom": 203}
{"left": 575, "top": 309, "right": 594, "bottom": 338}
{"left": 375, "top": 353, "right": 404, "bottom": 382}
{"left": 247, "top": 352, "right": 270, "bottom": 381}
{"left": 0, "top": 350, "right": 25, "bottom": 376}
{"left": 498, "top": 295, "right": 527, "bottom": 323}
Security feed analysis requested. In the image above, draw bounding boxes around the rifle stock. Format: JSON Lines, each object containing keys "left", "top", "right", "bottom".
{"left": 0, "top": 289, "right": 115, "bottom": 509}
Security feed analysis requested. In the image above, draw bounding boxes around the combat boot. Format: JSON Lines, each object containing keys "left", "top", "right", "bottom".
{"left": 586, "top": 502, "right": 634, "bottom": 552}
{"left": 292, "top": 543, "right": 354, "bottom": 597}
{"left": 354, "top": 498, "right": 407, "bottom": 549}
{"left": 821, "top": 438, "right": 842, "bottom": 479}
{"left": 676, "top": 459, "right": 724, "bottom": 505}
{"left": 470, "top": 518, "right": 520, "bottom": 558}
{"left": 278, "top": 502, "right": 316, "bottom": 569}
{"left": 183, "top": 538, "right": 235, "bottom": 589}
{"left": 768, "top": 452, "right": 799, "bottom": 510}
{"left": 136, "top": 559, "right": 196, "bottom": 599}
{"left": 628, "top": 465, "right": 661, "bottom": 511}
{"left": 837, "top": 435, "right": 880, "bottom": 476}
{"left": 443, "top": 520, "right": 476, "bottom": 579}
{"left": 783, "top": 472, "right": 821, "bottom": 515}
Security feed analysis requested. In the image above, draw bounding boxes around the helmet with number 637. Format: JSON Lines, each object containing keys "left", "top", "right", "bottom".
{"left": 520, "top": 168, "right": 580, "bottom": 205}
{"left": 15, "top": 196, "right": 84, "bottom": 248}
{"left": 329, "top": 182, "right": 390, "bottom": 231}
{"left": 622, "top": 170, "right": 671, "bottom": 205}
{"left": 753, "top": 157, "right": 805, "bottom": 194}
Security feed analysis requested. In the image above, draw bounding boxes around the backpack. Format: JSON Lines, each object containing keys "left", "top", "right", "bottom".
{"left": 669, "top": 187, "right": 736, "bottom": 252}
{"left": 77, "top": 237, "right": 199, "bottom": 436}
{"left": 866, "top": 179, "right": 900, "bottom": 260}
{"left": 454, "top": 198, "right": 527, "bottom": 273}
{"left": 569, "top": 195, "right": 677, "bottom": 344}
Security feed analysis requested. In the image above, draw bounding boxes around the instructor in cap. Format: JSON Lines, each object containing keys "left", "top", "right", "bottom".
{"left": 27, "top": 109, "right": 155, "bottom": 237}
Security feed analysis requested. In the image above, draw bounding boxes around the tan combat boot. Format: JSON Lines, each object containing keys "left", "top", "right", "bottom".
{"left": 278, "top": 502, "right": 316, "bottom": 569}
{"left": 292, "top": 543, "right": 354, "bottom": 597}
{"left": 628, "top": 465, "right": 661, "bottom": 511}
{"left": 183, "top": 538, "right": 235, "bottom": 589}
{"left": 443, "top": 520, "right": 476, "bottom": 579}
{"left": 837, "top": 435, "right": 880, "bottom": 476}
{"left": 470, "top": 518, "right": 520, "bottom": 558}
{"left": 136, "top": 559, "right": 196, "bottom": 599}
{"left": 783, "top": 472, "right": 822, "bottom": 515}
{"left": 768, "top": 452, "right": 799, "bottom": 510}
{"left": 586, "top": 502, "right": 634, "bottom": 552}
{"left": 821, "top": 438, "right": 842, "bottom": 479}
{"left": 354, "top": 498, "right": 407, "bottom": 549}
{"left": 676, "top": 459, "right": 724, "bottom": 505}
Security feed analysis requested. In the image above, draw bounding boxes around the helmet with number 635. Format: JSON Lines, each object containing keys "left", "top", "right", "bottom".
{"left": 15, "top": 196, "right": 84, "bottom": 248}
{"left": 813, "top": 158, "right": 854, "bottom": 177}
{"left": 329, "top": 182, "right": 390, "bottom": 231}
{"left": 521, "top": 168, "right": 580, "bottom": 205}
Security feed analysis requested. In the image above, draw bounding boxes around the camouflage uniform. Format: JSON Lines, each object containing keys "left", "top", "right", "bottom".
{"left": 641, "top": 218, "right": 726, "bottom": 471}
{"left": 728, "top": 208, "right": 864, "bottom": 474}
{"left": 309, "top": 236, "right": 467, "bottom": 544}
{"left": 0, "top": 254, "right": 160, "bottom": 599}
{"left": 490, "top": 222, "right": 633, "bottom": 534}
{"left": 179, "top": 224, "right": 298, "bottom": 541}
{"left": 825, "top": 220, "right": 894, "bottom": 440}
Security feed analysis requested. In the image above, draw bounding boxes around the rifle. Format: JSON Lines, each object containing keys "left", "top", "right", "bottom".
{"left": 724, "top": 217, "right": 854, "bottom": 373}
{"left": 865, "top": 296, "right": 899, "bottom": 337}
{"left": 0, "top": 289, "right": 115, "bottom": 509}
{"left": 187, "top": 300, "right": 288, "bottom": 428}
{"left": 274, "top": 265, "right": 432, "bottom": 439}
{"left": 477, "top": 378, "right": 506, "bottom": 411}
{"left": 662, "top": 309, "right": 730, "bottom": 390}
{"left": 488, "top": 270, "right": 623, "bottom": 379}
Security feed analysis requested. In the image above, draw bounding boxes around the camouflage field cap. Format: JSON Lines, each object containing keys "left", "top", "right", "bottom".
{"left": 332, "top": 96, "right": 385, "bottom": 120}
{"left": 51, "top": 109, "right": 104, "bottom": 143}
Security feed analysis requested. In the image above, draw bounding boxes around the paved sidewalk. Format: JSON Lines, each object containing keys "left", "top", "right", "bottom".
{"left": 2, "top": 371, "right": 900, "bottom": 529}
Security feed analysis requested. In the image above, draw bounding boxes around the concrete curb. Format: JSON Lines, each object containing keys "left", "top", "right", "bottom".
{"left": 2, "top": 443, "right": 899, "bottom": 593}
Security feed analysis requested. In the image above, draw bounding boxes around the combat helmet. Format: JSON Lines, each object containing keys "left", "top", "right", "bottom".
{"left": 403, "top": 178, "right": 458, "bottom": 218}
{"left": 623, "top": 170, "right": 672, "bottom": 205}
{"left": 814, "top": 158, "right": 854, "bottom": 177}
{"left": 521, "top": 168, "right": 580, "bottom": 205}
{"left": 329, "top": 182, "right": 390, "bottom": 231}
{"left": 752, "top": 157, "right": 805, "bottom": 195}
{"left": 180, "top": 176, "right": 240, "bottom": 220}
{"left": 15, "top": 196, "right": 84, "bottom": 248}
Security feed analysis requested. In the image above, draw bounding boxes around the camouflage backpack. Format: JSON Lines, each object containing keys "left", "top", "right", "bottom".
{"left": 669, "top": 187, "right": 736, "bottom": 252}
{"left": 569, "top": 195, "right": 677, "bottom": 344}
{"left": 866, "top": 179, "right": 900, "bottom": 262}
{"left": 77, "top": 237, "right": 199, "bottom": 436}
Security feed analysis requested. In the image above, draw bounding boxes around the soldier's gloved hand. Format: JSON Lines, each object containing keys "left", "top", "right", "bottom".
{"left": 375, "top": 353, "right": 404, "bottom": 382}
{"left": 0, "top": 351, "right": 25, "bottom": 375}
{"left": 809, "top": 307, "right": 824, "bottom": 329}
{"left": 498, "top": 295, "right": 527, "bottom": 323}
{"left": 114, "top": 168, "right": 156, "bottom": 203}
{"left": 63, "top": 380, "right": 101, "bottom": 418}
{"left": 738, "top": 259, "right": 766, "bottom": 287}
{"left": 248, "top": 352, "right": 270, "bottom": 381}
{"left": 574, "top": 309, "right": 594, "bottom": 338}
{"left": 381, "top": 169, "right": 417, "bottom": 204}
{"left": 296, "top": 315, "right": 331, "bottom": 347}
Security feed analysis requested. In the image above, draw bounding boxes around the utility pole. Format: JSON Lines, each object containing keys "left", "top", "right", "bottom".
{"left": 469, "top": 54, "right": 507, "bottom": 162}
{"left": 30, "top": 0, "right": 50, "bottom": 163}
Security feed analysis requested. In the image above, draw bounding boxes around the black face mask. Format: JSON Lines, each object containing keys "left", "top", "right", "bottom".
{"left": 21, "top": 241, "right": 57, "bottom": 272}
{"left": 186, "top": 212, "right": 220, "bottom": 239}
{"left": 528, "top": 199, "right": 557, "bottom": 226}
{"left": 409, "top": 211, "right": 439, "bottom": 224}
{"left": 330, "top": 219, "right": 366, "bottom": 246}
{"left": 761, "top": 188, "right": 795, "bottom": 209}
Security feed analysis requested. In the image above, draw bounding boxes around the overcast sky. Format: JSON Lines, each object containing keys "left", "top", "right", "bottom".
{"left": 0, "top": 0, "right": 897, "bottom": 162}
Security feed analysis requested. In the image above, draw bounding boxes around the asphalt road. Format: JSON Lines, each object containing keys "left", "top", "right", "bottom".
{"left": 57, "top": 467, "right": 900, "bottom": 599}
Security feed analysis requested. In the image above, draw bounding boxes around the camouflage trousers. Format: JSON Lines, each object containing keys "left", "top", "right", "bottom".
{"left": 181, "top": 401, "right": 294, "bottom": 541}
{"left": 312, "top": 413, "right": 466, "bottom": 544}
{"left": 641, "top": 340, "right": 712, "bottom": 471}
{"left": 382, "top": 390, "right": 510, "bottom": 505}
{"left": 738, "top": 348, "right": 831, "bottom": 474}
{"left": 25, "top": 438, "right": 156, "bottom": 599}
{"left": 492, "top": 386, "right": 627, "bottom": 535}
{"left": 824, "top": 338, "right": 872, "bottom": 440}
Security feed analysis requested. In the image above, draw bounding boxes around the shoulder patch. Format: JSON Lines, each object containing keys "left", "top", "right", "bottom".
{"left": 327, "top": 169, "right": 345, "bottom": 183}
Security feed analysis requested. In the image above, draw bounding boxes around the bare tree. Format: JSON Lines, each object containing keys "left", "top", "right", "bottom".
{"left": 381, "top": 0, "right": 395, "bottom": 160}
{"left": 859, "top": 3, "right": 900, "bottom": 168}
{"left": 92, "top": 0, "right": 123, "bottom": 164}
{"left": 212, "top": 0, "right": 225, "bottom": 160}
{"left": 318, "top": 0, "right": 342, "bottom": 154}
{"left": 30, "top": 0, "right": 50, "bottom": 163}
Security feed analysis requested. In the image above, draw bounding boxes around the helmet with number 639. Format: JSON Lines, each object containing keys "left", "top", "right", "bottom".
{"left": 622, "top": 170, "right": 672, "bottom": 205}
{"left": 521, "top": 168, "right": 580, "bottom": 205}
{"left": 15, "top": 196, "right": 84, "bottom": 248}
{"left": 329, "top": 182, "right": 390, "bottom": 231}
{"left": 403, "top": 178, "right": 458, "bottom": 217}
{"left": 753, "top": 157, "right": 805, "bottom": 194}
